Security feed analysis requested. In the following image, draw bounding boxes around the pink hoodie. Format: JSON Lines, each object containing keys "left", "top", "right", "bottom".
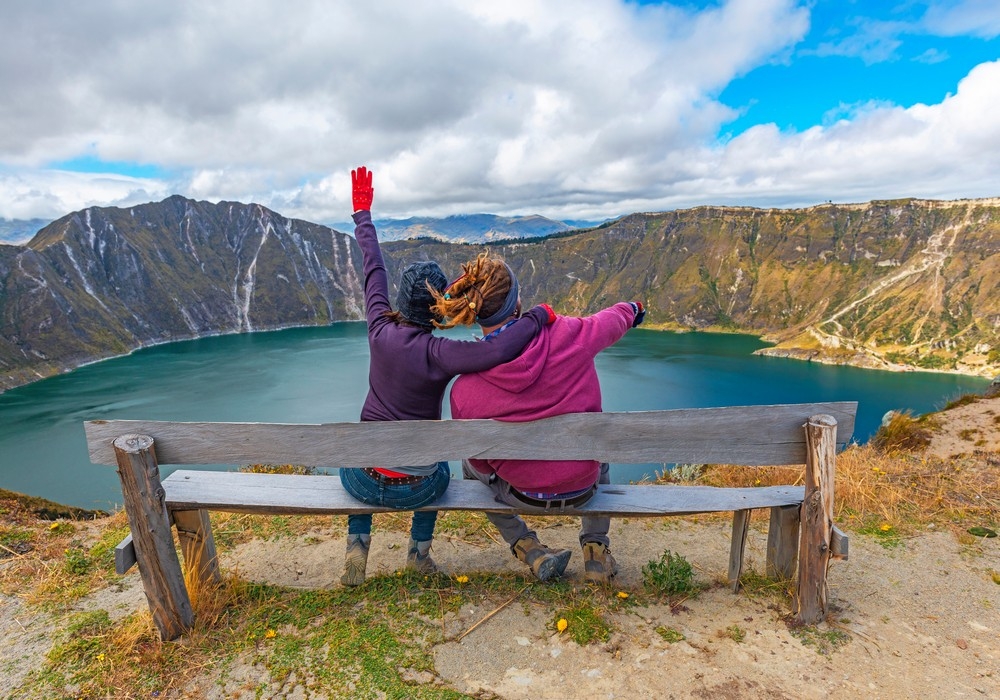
{"left": 450, "top": 302, "right": 636, "bottom": 493}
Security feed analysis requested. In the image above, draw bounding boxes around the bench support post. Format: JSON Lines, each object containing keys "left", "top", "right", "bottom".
{"left": 728, "top": 509, "right": 751, "bottom": 592}
{"left": 113, "top": 435, "right": 194, "bottom": 641}
{"left": 795, "top": 414, "right": 837, "bottom": 624}
{"left": 766, "top": 504, "right": 800, "bottom": 580}
{"left": 172, "top": 509, "right": 221, "bottom": 593}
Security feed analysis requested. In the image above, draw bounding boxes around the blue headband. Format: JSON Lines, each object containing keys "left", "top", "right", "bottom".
{"left": 476, "top": 263, "right": 520, "bottom": 327}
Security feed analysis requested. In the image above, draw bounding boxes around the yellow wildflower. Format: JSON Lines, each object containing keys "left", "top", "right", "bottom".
{"left": 97, "top": 653, "right": 105, "bottom": 662}
{"left": 455, "top": 575, "right": 469, "bottom": 584}
{"left": 50, "top": 522, "right": 59, "bottom": 530}
{"left": 264, "top": 629, "right": 276, "bottom": 639}
{"left": 557, "top": 618, "right": 568, "bottom": 633}
{"left": 880, "top": 524, "right": 892, "bottom": 532}
{"left": 617, "top": 591, "right": 629, "bottom": 599}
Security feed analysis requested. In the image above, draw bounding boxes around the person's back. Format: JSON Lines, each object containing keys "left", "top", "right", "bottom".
{"left": 339, "top": 168, "right": 552, "bottom": 587}
{"left": 450, "top": 305, "right": 634, "bottom": 494}
{"left": 434, "top": 250, "right": 644, "bottom": 584}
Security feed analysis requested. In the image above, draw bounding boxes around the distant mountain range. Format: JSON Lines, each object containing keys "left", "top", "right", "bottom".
{"left": 328, "top": 213, "right": 602, "bottom": 243}
{"left": 0, "top": 218, "right": 50, "bottom": 245}
{"left": 1, "top": 195, "right": 997, "bottom": 392}
{"left": 3, "top": 212, "right": 604, "bottom": 248}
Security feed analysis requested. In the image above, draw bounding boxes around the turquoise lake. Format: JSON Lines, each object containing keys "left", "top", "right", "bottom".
{"left": 0, "top": 323, "right": 988, "bottom": 510}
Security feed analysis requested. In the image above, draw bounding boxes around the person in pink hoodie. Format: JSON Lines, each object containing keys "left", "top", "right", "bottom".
{"left": 431, "top": 252, "right": 645, "bottom": 583}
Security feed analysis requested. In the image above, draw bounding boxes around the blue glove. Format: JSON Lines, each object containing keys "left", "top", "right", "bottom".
{"left": 628, "top": 301, "right": 646, "bottom": 328}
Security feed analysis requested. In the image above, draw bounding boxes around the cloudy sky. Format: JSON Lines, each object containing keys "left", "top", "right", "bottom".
{"left": 1, "top": 0, "right": 999, "bottom": 224}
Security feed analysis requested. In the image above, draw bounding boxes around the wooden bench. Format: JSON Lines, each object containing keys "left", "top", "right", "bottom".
{"left": 84, "top": 401, "right": 856, "bottom": 640}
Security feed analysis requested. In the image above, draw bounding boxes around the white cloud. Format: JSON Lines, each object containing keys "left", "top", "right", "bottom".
{"left": 0, "top": 170, "right": 169, "bottom": 221}
{"left": 922, "top": 0, "right": 1000, "bottom": 38}
{"left": 0, "top": 1, "right": 997, "bottom": 223}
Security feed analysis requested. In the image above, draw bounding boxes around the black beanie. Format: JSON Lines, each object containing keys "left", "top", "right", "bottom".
{"left": 396, "top": 261, "right": 447, "bottom": 329}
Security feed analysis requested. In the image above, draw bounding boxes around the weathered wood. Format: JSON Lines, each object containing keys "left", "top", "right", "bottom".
{"left": 113, "top": 435, "right": 193, "bottom": 640}
{"left": 160, "top": 470, "right": 806, "bottom": 517}
{"left": 115, "top": 534, "right": 136, "bottom": 575}
{"left": 795, "top": 414, "right": 838, "bottom": 624}
{"left": 766, "top": 504, "right": 800, "bottom": 580}
{"left": 87, "top": 402, "right": 857, "bottom": 635}
{"left": 728, "top": 509, "right": 751, "bottom": 592}
{"left": 172, "top": 509, "right": 221, "bottom": 591}
{"left": 85, "top": 403, "right": 858, "bottom": 469}
{"left": 831, "top": 525, "right": 849, "bottom": 560}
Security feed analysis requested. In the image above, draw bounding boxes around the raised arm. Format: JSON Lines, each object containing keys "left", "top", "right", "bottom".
{"left": 351, "top": 167, "right": 391, "bottom": 324}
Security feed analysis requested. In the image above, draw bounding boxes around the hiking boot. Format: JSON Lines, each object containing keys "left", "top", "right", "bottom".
{"left": 340, "top": 534, "right": 371, "bottom": 587}
{"left": 582, "top": 542, "right": 618, "bottom": 584}
{"left": 405, "top": 538, "right": 438, "bottom": 574}
{"left": 512, "top": 536, "right": 572, "bottom": 582}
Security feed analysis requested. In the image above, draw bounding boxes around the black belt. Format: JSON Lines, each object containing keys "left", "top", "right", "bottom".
{"left": 507, "top": 484, "right": 597, "bottom": 510}
{"left": 362, "top": 468, "right": 428, "bottom": 486}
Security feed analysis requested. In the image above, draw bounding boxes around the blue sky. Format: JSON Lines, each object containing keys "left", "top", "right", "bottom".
{"left": 1, "top": 0, "right": 999, "bottom": 224}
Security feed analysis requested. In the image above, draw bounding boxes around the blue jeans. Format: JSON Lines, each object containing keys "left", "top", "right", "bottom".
{"left": 339, "top": 462, "right": 451, "bottom": 541}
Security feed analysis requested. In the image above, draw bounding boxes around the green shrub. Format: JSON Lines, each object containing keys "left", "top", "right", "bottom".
{"left": 642, "top": 550, "right": 696, "bottom": 597}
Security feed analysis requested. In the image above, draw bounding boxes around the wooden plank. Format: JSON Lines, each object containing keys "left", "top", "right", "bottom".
{"left": 172, "top": 509, "right": 221, "bottom": 590}
{"left": 113, "top": 435, "right": 194, "bottom": 641}
{"left": 160, "top": 470, "right": 805, "bottom": 517}
{"left": 795, "top": 415, "right": 837, "bottom": 624}
{"left": 766, "top": 505, "right": 800, "bottom": 580}
{"left": 114, "top": 534, "right": 136, "bottom": 575}
{"left": 85, "top": 403, "right": 858, "bottom": 468}
{"left": 728, "top": 510, "right": 751, "bottom": 592}
{"left": 831, "top": 525, "right": 849, "bottom": 560}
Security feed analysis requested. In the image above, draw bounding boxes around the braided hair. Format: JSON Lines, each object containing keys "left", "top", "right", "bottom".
{"left": 430, "top": 252, "right": 515, "bottom": 329}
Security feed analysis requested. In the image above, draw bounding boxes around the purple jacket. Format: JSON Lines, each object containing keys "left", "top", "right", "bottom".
{"left": 450, "top": 303, "right": 637, "bottom": 493}
{"left": 354, "top": 209, "right": 547, "bottom": 427}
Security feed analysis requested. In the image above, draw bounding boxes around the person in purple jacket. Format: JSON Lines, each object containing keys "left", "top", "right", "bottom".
{"left": 432, "top": 252, "right": 644, "bottom": 583}
{"left": 339, "top": 167, "right": 554, "bottom": 587}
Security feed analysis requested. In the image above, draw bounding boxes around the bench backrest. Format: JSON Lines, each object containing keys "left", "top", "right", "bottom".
{"left": 85, "top": 402, "right": 857, "bottom": 469}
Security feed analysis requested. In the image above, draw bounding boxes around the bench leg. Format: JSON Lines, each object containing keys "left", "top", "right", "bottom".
{"left": 766, "top": 504, "right": 800, "bottom": 581}
{"left": 728, "top": 509, "right": 751, "bottom": 592}
{"left": 112, "top": 435, "right": 194, "bottom": 641}
{"left": 795, "top": 415, "right": 837, "bottom": 624}
{"left": 172, "top": 509, "right": 221, "bottom": 592}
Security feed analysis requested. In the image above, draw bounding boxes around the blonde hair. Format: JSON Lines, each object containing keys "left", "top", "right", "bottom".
{"left": 430, "top": 252, "right": 514, "bottom": 329}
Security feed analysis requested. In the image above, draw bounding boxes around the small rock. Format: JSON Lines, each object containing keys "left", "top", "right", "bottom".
{"left": 956, "top": 639, "right": 968, "bottom": 649}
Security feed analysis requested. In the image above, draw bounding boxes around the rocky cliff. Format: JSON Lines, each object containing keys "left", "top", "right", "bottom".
{"left": 0, "top": 196, "right": 365, "bottom": 390}
{"left": 1, "top": 196, "right": 997, "bottom": 392}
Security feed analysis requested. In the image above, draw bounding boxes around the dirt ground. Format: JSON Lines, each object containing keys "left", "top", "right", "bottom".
{"left": 2, "top": 397, "right": 999, "bottom": 699}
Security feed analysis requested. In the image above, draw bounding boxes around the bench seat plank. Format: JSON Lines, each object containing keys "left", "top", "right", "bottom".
{"left": 163, "top": 470, "right": 806, "bottom": 517}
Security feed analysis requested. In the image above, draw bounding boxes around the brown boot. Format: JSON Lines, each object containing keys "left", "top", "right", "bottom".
{"left": 513, "top": 536, "right": 572, "bottom": 582}
{"left": 405, "top": 538, "right": 438, "bottom": 574}
{"left": 582, "top": 542, "right": 618, "bottom": 584}
{"left": 341, "top": 534, "right": 370, "bottom": 587}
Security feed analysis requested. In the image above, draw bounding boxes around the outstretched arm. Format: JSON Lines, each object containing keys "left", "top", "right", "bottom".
{"left": 432, "top": 304, "right": 556, "bottom": 376}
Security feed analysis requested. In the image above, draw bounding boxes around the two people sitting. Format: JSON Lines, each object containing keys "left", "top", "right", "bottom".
{"left": 340, "top": 166, "right": 645, "bottom": 586}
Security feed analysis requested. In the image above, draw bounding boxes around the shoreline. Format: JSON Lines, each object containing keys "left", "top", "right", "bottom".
{"left": 2, "top": 320, "right": 994, "bottom": 397}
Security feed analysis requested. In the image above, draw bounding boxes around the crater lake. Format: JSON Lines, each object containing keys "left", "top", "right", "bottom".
{"left": 0, "top": 323, "right": 988, "bottom": 510}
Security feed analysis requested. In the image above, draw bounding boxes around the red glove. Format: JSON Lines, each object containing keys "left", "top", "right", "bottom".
{"left": 536, "top": 303, "right": 557, "bottom": 324}
{"left": 352, "top": 166, "right": 374, "bottom": 212}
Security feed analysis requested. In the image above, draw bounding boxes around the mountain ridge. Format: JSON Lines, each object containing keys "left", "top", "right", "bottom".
{"left": 1, "top": 195, "right": 997, "bottom": 393}
{"left": 327, "top": 212, "right": 580, "bottom": 243}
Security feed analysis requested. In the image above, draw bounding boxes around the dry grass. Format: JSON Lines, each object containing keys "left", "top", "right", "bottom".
{"left": 681, "top": 443, "right": 999, "bottom": 534}
{"left": 869, "top": 409, "right": 937, "bottom": 453}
